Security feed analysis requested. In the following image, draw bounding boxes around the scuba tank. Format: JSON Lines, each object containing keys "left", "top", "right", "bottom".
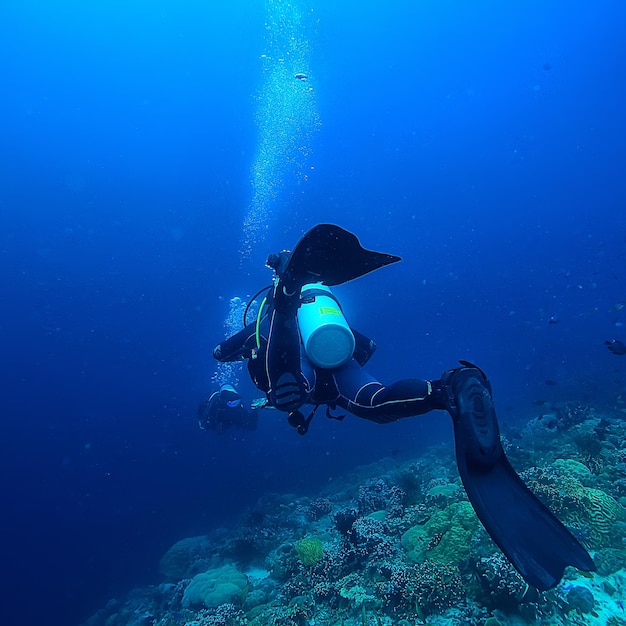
{"left": 297, "top": 283, "right": 355, "bottom": 369}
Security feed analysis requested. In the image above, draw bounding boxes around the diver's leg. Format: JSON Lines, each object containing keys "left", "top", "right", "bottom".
{"left": 266, "top": 282, "right": 310, "bottom": 412}
{"left": 334, "top": 360, "right": 440, "bottom": 423}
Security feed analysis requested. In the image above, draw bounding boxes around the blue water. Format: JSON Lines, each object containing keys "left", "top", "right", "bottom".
{"left": 1, "top": 1, "right": 625, "bottom": 624}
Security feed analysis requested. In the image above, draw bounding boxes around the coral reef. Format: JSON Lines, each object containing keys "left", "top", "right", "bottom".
{"left": 80, "top": 401, "right": 626, "bottom": 626}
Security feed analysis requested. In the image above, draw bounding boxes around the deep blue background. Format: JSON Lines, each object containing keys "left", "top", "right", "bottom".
{"left": 1, "top": 1, "right": 625, "bottom": 624}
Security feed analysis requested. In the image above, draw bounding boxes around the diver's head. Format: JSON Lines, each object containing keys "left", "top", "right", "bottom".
{"left": 219, "top": 383, "right": 242, "bottom": 408}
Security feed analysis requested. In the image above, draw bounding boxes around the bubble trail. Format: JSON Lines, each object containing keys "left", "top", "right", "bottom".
{"left": 241, "top": 0, "right": 320, "bottom": 257}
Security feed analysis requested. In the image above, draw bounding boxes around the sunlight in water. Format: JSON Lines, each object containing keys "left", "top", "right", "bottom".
{"left": 241, "top": 0, "right": 320, "bottom": 256}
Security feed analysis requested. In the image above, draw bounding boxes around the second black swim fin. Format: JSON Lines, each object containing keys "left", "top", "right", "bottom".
{"left": 446, "top": 367, "right": 595, "bottom": 591}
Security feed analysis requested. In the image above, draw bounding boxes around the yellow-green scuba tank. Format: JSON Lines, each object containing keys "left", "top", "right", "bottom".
{"left": 297, "top": 283, "right": 355, "bottom": 369}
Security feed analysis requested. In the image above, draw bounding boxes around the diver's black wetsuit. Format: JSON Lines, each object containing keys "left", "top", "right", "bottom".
{"left": 213, "top": 293, "right": 441, "bottom": 424}
{"left": 212, "top": 224, "right": 595, "bottom": 591}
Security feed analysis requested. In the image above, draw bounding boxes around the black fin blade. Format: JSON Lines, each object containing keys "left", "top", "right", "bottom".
{"left": 454, "top": 438, "right": 595, "bottom": 590}
{"left": 282, "top": 223, "right": 401, "bottom": 287}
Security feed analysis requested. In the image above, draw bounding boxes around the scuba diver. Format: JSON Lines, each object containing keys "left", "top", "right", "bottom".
{"left": 212, "top": 223, "right": 595, "bottom": 591}
{"left": 605, "top": 338, "right": 626, "bottom": 355}
{"left": 197, "top": 383, "right": 258, "bottom": 434}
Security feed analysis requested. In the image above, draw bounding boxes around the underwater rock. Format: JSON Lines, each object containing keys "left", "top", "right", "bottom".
{"left": 566, "top": 585, "right": 596, "bottom": 614}
{"left": 266, "top": 541, "right": 301, "bottom": 582}
{"left": 594, "top": 547, "right": 626, "bottom": 576}
{"left": 158, "top": 535, "right": 212, "bottom": 581}
{"left": 366, "top": 509, "right": 388, "bottom": 522}
{"left": 426, "top": 482, "right": 461, "bottom": 499}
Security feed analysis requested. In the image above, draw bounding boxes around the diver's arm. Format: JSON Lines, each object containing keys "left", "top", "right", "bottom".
{"left": 213, "top": 322, "right": 258, "bottom": 362}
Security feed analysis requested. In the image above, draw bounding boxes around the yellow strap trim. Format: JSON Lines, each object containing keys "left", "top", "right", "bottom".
{"left": 256, "top": 296, "right": 267, "bottom": 349}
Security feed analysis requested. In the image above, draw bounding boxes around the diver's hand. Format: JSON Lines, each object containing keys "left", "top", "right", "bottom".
{"left": 266, "top": 250, "right": 290, "bottom": 275}
{"left": 605, "top": 339, "right": 626, "bottom": 355}
{"left": 251, "top": 397, "right": 269, "bottom": 410}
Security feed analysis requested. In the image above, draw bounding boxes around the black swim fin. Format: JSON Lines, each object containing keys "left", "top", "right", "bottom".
{"left": 280, "top": 224, "right": 401, "bottom": 289}
{"left": 445, "top": 366, "right": 595, "bottom": 591}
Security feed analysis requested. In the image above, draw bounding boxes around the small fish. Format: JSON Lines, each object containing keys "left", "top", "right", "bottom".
{"left": 294, "top": 73, "right": 308, "bottom": 82}
{"left": 533, "top": 400, "right": 548, "bottom": 407}
{"left": 548, "top": 314, "right": 560, "bottom": 324}
{"left": 544, "top": 379, "right": 558, "bottom": 386}
{"left": 605, "top": 339, "right": 626, "bottom": 356}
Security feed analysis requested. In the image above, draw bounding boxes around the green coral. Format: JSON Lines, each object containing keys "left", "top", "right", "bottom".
{"left": 570, "top": 487, "right": 625, "bottom": 548}
{"left": 401, "top": 501, "right": 479, "bottom": 564}
{"left": 524, "top": 465, "right": 625, "bottom": 549}
{"left": 182, "top": 564, "right": 248, "bottom": 608}
{"left": 295, "top": 537, "right": 324, "bottom": 566}
{"left": 552, "top": 458, "right": 593, "bottom": 486}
